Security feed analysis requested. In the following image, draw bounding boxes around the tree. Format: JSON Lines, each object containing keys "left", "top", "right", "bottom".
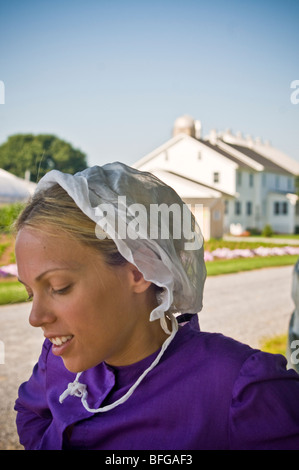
{"left": 0, "top": 134, "right": 88, "bottom": 181}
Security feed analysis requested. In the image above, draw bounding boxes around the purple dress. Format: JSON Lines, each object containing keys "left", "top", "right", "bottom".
{"left": 15, "top": 317, "right": 299, "bottom": 450}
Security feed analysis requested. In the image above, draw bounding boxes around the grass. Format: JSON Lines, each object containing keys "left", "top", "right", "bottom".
{"left": 271, "top": 234, "right": 299, "bottom": 240}
{"left": 0, "top": 280, "right": 28, "bottom": 305}
{"left": 260, "top": 333, "right": 288, "bottom": 357}
{"left": 205, "top": 237, "right": 297, "bottom": 251}
{"left": 206, "top": 254, "right": 298, "bottom": 276}
{"left": 249, "top": 234, "right": 299, "bottom": 241}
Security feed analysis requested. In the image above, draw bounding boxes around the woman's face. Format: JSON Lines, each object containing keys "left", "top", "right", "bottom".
{"left": 15, "top": 226, "right": 162, "bottom": 373}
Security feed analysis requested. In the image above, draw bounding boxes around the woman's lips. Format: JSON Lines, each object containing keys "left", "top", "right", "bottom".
{"left": 48, "top": 335, "right": 74, "bottom": 356}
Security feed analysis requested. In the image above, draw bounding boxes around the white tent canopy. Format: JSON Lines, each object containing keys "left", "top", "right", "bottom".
{"left": 0, "top": 168, "right": 36, "bottom": 204}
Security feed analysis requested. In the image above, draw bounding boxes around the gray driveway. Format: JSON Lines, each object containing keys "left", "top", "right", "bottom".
{"left": 0, "top": 265, "right": 295, "bottom": 450}
{"left": 200, "top": 264, "right": 294, "bottom": 348}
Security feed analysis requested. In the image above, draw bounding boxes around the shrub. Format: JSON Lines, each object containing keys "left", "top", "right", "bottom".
{"left": 0, "top": 203, "right": 24, "bottom": 233}
{"left": 262, "top": 224, "right": 274, "bottom": 237}
{"left": 246, "top": 227, "right": 262, "bottom": 235}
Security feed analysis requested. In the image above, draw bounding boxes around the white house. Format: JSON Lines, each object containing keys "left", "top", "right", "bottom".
{"left": 133, "top": 115, "right": 299, "bottom": 239}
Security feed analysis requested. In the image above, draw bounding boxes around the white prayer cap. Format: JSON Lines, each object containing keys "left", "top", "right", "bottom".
{"left": 35, "top": 162, "right": 206, "bottom": 321}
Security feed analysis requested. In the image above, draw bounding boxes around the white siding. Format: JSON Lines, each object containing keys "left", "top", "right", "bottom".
{"left": 135, "top": 133, "right": 298, "bottom": 235}
{"left": 137, "top": 136, "right": 237, "bottom": 197}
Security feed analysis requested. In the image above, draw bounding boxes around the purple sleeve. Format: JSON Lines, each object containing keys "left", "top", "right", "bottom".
{"left": 14, "top": 340, "right": 53, "bottom": 450}
{"left": 229, "top": 351, "right": 299, "bottom": 450}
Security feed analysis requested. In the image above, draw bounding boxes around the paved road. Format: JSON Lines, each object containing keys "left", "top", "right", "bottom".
{"left": 0, "top": 265, "right": 295, "bottom": 450}
{"left": 200, "top": 265, "right": 294, "bottom": 348}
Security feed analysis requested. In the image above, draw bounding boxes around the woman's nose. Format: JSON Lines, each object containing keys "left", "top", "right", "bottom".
{"left": 29, "top": 298, "right": 56, "bottom": 328}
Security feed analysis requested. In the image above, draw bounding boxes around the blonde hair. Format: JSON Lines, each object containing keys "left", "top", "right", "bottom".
{"left": 15, "top": 184, "right": 127, "bottom": 266}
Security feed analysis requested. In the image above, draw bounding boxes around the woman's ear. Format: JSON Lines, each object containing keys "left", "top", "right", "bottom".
{"left": 127, "top": 263, "right": 152, "bottom": 294}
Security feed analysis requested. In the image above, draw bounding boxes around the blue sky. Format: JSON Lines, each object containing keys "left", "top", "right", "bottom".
{"left": 0, "top": 0, "right": 298, "bottom": 168}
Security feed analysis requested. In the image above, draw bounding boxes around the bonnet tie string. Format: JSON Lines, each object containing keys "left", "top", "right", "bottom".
{"left": 59, "top": 314, "right": 178, "bottom": 413}
{"left": 59, "top": 372, "right": 87, "bottom": 404}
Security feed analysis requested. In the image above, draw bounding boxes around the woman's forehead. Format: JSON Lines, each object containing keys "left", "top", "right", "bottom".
{"left": 15, "top": 227, "right": 94, "bottom": 275}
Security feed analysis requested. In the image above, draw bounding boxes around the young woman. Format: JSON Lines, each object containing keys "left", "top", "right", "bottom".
{"left": 14, "top": 162, "right": 299, "bottom": 449}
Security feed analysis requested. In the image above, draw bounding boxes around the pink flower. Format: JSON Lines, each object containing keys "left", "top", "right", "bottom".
{"left": 0, "top": 264, "right": 18, "bottom": 277}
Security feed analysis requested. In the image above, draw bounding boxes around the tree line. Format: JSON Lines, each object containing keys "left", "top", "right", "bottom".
{"left": 0, "top": 133, "right": 88, "bottom": 181}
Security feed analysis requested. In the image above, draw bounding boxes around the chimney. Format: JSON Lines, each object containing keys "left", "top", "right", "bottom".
{"left": 208, "top": 129, "right": 218, "bottom": 146}
{"left": 194, "top": 120, "right": 202, "bottom": 139}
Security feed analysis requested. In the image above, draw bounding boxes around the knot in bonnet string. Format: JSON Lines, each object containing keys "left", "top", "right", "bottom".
{"left": 35, "top": 162, "right": 207, "bottom": 412}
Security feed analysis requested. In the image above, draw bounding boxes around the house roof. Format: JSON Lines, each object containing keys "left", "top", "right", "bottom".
{"left": 223, "top": 143, "right": 293, "bottom": 176}
{"left": 199, "top": 139, "right": 254, "bottom": 171}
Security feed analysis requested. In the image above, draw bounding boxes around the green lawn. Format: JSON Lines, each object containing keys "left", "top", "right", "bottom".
{"left": 260, "top": 333, "right": 288, "bottom": 357}
{"left": 0, "top": 280, "right": 28, "bottom": 305}
{"left": 206, "top": 254, "right": 298, "bottom": 276}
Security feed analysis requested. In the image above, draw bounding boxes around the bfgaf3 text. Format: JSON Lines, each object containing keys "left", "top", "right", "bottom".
{"left": 104, "top": 453, "right": 193, "bottom": 467}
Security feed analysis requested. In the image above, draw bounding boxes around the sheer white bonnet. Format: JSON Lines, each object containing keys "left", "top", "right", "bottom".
{"left": 35, "top": 162, "right": 207, "bottom": 322}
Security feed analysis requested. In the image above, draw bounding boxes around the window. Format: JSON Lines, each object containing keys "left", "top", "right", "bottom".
{"left": 198, "top": 151, "right": 202, "bottom": 160}
{"left": 274, "top": 201, "right": 288, "bottom": 215}
{"left": 213, "top": 172, "right": 220, "bottom": 183}
{"left": 246, "top": 201, "right": 252, "bottom": 216}
{"left": 235, "top": 201, "right": 241, "bottom": 215}
{"left": 249, "top": 173, "right": 254, "bottom": 187}
{"left": 237, "top": 172, "right": 242, "bottom": 186}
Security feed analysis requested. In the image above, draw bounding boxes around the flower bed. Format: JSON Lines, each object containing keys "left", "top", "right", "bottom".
{"left": 204, "top": 245, "right": 299, "bottom": 262}
{"left": 0, "top": 264, "right": 18, "bottom": 277}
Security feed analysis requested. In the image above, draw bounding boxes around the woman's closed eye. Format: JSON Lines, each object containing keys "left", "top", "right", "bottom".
{"left": 52, "top": 284, "right": 73, "bottom": 295}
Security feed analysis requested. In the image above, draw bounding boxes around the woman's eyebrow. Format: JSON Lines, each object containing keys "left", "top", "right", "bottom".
{"left": 35, "top": 268, "right": 73, "bottom": 282}
{"left": 18, "top": 267, "right": 80, "bottom": 285}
